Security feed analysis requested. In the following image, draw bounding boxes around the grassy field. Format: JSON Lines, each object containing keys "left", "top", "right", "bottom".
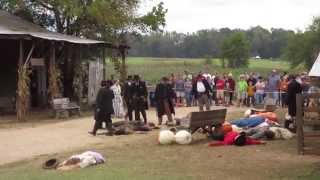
{"left": 106, "top": 57, "right": 303, "bottom": 84}
{"left": 1, "top": 110, "right": 319, "bottom": 180}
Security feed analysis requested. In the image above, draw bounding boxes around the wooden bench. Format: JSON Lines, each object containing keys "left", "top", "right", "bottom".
{"left": 176, "top": 108, "right": 227, "bottom": 134}
{"left": 52, "top": 98, "right": 80, "bottom": 118}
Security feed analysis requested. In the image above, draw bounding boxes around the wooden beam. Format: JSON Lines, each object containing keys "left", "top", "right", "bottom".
{"left": 120, "top": 47, "right": 127, "bottom": 82}
{"left": 24, "top": 42, "right": 35, "bottom": 66}
{"left": 19, "top": 40, "right": 24, "bottom": 65}
{"left": 102, "top": 47, "right": 106, "bottom": 80}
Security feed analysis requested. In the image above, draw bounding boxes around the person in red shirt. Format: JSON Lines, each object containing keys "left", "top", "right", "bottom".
{"left": 208, "top": 131, "right": 265, "bottom": 147}
{"left": 215, "top": 75, "right": 225, "bottom": 105}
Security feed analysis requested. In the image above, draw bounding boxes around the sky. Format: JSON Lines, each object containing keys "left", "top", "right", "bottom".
{"left": 139, "top": 0, "right": 320, "bottom": 33}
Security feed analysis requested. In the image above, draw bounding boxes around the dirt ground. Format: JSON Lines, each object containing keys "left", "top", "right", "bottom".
{"left": 0, "top": 106, "right": 246, "bottom": 166}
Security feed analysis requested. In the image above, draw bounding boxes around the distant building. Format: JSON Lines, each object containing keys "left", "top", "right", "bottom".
{"left": 254, "top": 55, "right": 261, "bottom": 60}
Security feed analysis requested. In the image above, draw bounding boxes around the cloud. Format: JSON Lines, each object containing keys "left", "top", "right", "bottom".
{"left": 139, "top": 0, "right": 320, "bottom": 33}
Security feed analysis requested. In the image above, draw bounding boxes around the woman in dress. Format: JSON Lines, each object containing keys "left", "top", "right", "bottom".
{"left": 110, "top": 80, "right": 125, "bottom": 118}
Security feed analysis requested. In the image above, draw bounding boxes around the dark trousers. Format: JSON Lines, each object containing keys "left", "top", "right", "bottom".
{"left": 281, "top": 92, "right": 287, "bottom": 107}
{"left": 93, "top": 113, "right": 112, "bottom": 135}
{"left": 134, "top": 98, "right": 147, "bottom": 123}
{"left": 126, "top": 102, "right": 134, "bottom": 121}
{"left": 229, "top": 92, "right": 234, "bottom": 104}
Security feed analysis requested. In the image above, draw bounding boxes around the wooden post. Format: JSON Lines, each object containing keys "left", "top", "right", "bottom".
{"left": 16, "top": 41, "right": 35, "bottom": 121}
{"left": 19, "top": 40, "right": 23, "bottom": 65}
{"left": 102, "top": 46, "right": 106, "bottom": 80}
{"left": 48, "top": 42, "right": 60, "bottom": 101}
{"left": 120, "top": 47, "right": 127, "bottom": 82}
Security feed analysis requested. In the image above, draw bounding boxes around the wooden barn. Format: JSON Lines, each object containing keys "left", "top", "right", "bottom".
{"left": 0, "top": 10, "right": 126, "bottom": 119}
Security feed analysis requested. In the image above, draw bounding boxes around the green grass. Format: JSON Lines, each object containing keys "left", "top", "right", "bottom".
{"left": 106, "top": 57, "right": 303, "bottom": 84}
{"left": 1, "top": 110, "right": 319, "bottom": 180}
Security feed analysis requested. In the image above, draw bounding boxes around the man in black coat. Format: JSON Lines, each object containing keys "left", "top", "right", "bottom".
{"left": 192, "top": 74, "right": 213, "bottom": 111}
{"left": 89, "top": 80, "right": 114, "bottom": 136}
{"left": 132, "top": 75, "right": 148, "bottom": 124}
{"left": 155, "top": 77, "right": 175, "bottom": 125}
{"left": 123, "top": 75, "right": 134, "bottom": 121}
{"left": 287, "top": 75, "right": 302, "bottom": 117}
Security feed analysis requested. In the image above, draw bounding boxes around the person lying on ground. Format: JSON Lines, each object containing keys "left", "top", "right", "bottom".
{"left": 208, "top": 131, "right": 266, "bottom": 147}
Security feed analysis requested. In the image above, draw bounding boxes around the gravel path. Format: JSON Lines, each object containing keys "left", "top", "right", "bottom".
{"left": 0, "top": 106, "right": 245, "bottom": 165}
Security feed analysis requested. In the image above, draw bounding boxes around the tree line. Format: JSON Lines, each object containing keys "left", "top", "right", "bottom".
{"left": 128, "top": 26, "right": 294, "bottom": 60}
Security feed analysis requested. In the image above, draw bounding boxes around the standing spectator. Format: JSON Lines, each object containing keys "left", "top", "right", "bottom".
{"left": 215, "top": 75, "right": 225, "bottom": 105}
{"left": 110, "top": 80, "right": 125, "bottom": 118}
{"left": 255, "top": 77, "right": 265, "bottom": 105}
{"left": 89, "top": 80, "right": 114, "bottom": 136}
{"left": 225, "top": 73, "right": 235, "bottom": 105}
{"left": 279, "top": 76, "right": 289, "bottom": 107}
{"left": 237, "top": 75, "right": 248, "bottom": 107}
{"left": 169, "top": 73, "right": 176, "bottom": 88}
{"left": 192, "top": 74, "right": 213, "bottom": 111}
{"left": 123, "top": 76, "right": 134, "bottom": 121}
{"left": 132, "top": 75, "right": 148, "bottom": 124}
{"left": 184, "top": 78, "right": 193, "bottom": 107}
{"left": 211, "top": 72, "right": 217, "bottom": 105}
{"left": 247, "top": 73, "right": 257, "bottom": 86}
{"left": 247, "top": 81, "right": 255, "bottom": 107}
{"left": 268, "top": 70, "right": 280, "bottom": 104}
{"left": 175, "top": 74, "right": 185, "bottom": 105}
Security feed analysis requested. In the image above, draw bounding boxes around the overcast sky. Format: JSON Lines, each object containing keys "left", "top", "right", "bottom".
{"left": 139, "top": 0, "right": 320, "bottom": 33}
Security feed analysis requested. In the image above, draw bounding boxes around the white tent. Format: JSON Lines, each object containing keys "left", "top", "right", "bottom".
{"left": 309, "top": 52, "right": 320, "bottom": 77}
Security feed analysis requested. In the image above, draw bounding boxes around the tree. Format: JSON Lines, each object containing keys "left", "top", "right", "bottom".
{"left": 284, "top": 17, "right": 320, "bottom": 69}
{"left": 221, "top": 32, "right": 250, "bottom": 68}
{"left": 0, "top": 0, "right": 167, "bottom": 42}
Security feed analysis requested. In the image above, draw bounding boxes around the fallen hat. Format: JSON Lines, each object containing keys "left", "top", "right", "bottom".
{"left": 42, "top": 158, "right": 59, "bottom": 169}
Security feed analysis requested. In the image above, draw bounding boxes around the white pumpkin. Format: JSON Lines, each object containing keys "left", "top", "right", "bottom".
{"left": 175, "top": 130, "right": 192, "bottom": 145}
{"left": 158, "top": 130, "right": 175, "bottom": 145}
{"left": 244, "top": 109, "right": 252, "bottom": 118}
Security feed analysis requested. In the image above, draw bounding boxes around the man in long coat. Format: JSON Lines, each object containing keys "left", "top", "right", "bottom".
{"left": 89, "top": 80, "right": 114, "bottom": 136}
{"left": 287, "top": 75, "right": 302, "bottom": 117}
{"left": 155, "top": 77, "right": 175, "bottom": 125}
{"left": 132, "top": 75, "right": 148, "bottom": 124}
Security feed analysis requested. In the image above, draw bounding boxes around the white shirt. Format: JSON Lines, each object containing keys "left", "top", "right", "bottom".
{"left": 197, "top": 81, "right": 206, "bottom": 93}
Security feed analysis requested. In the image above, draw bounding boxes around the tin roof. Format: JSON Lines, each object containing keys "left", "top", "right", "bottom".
{"left": 0, "top": 10, "right": 107, "bottom": 45}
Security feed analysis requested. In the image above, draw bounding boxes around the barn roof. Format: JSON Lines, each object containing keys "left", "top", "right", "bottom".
{"left": 309, "top": 52, "right": 320, "bottom": 77}
{"left": 0, "top": 10, "right": 107, "bottom": 45}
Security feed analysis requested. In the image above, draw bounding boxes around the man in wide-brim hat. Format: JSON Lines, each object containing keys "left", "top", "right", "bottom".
{"left": 132, "top": 75, "right": 148, "bottom": 123}
{"left": 154, "top": 76, "right": 176, "bottom": 125}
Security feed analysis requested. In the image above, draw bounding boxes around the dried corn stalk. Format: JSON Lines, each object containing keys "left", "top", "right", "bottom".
{"left": 48, "top": 63, "right": 60, "bottom": 101}
{"left": 16, "top": 64, "right": 31, "bottom": 121}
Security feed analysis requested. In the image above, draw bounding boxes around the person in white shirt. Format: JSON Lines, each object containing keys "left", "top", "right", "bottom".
{"left": 192, "top": 74, "right": 213, "bottom": 111}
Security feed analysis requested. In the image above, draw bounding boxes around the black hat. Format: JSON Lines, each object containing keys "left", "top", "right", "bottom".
{"left": 127, "top": 75, "right": 133, "bottom": 80}
{"left": 42, "top": 158, "right": 59, "bottom": 169}
{"left": 162, "top": 76, "right": 169, "bottom": 81}
{"left": 101, "top": 80, "right": 107, "bottom": 87}
{"left": 133, "top": 75, "right": 140, "bottom": 80}
{"left": 234, "top": 132, "right": 247, "bottom": 146}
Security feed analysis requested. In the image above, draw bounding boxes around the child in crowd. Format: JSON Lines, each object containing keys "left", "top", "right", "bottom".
{"left": 247, "top": 81, "right": 255, "bottom": 107}
{"left": 237, "top": 75, "right": 248, "bottom": 107}
{"left": 255, "top": 77, "right": 265, "bottom": 105}
{"left": 215, "top": 75, "right": 225, "bottom": 105}
{"left": 175, "top": 75, "right": 185, "bottom": 105}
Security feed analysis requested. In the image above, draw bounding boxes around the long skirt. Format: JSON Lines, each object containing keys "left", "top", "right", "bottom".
{"left": 113, "top": 95, "right": 125, "bottom": 118}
